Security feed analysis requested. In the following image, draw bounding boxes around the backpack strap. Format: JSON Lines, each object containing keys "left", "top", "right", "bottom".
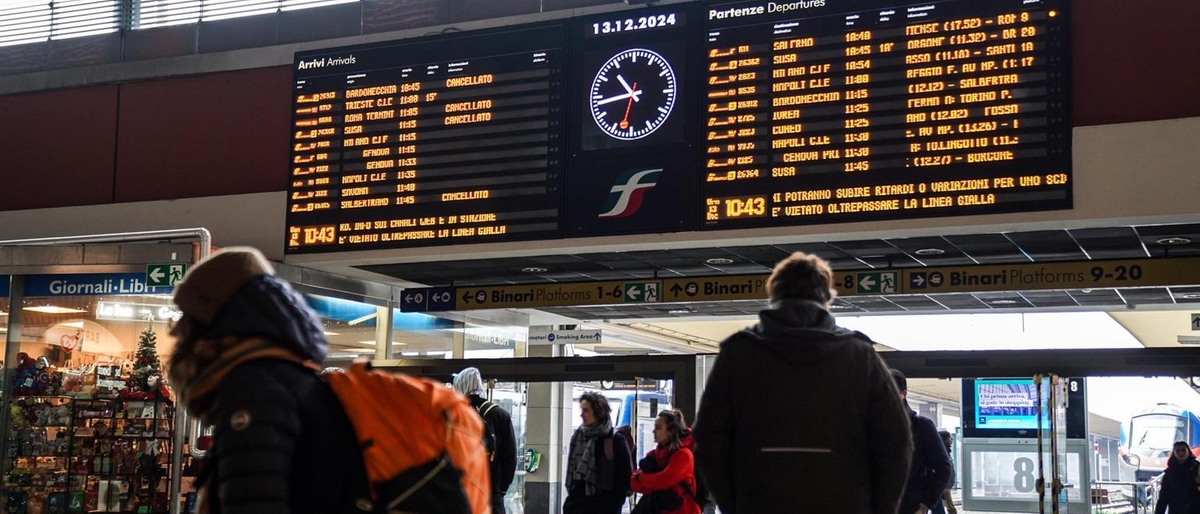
{"left": 603, "top": 435, "right": 615, "bottom": 462}
{"left": 478, "top": 401, "right": 498, "bottom": 417}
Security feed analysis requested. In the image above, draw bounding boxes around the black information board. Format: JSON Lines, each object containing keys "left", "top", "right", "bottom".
{"left": 286, "top": 24, "right": 566, "bottom": 253}
{"left": 285, "top": 0, "right": 1072, "bottom": 254}
{"left": 701, "top": 0, "right": 1070, "bottom": 228}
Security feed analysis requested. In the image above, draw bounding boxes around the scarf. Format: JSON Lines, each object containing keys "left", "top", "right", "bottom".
{"left": 168, "top": 336, "right": 304, "bottom": 418}
{"left": 568, "top": 421, "right": 614, "bottom": 496}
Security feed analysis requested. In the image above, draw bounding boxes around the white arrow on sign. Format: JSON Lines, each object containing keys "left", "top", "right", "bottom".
{"left": 913, "top": 275, "right": 926, "bottom": 287}
{"left": 149, "top": 268, "right": 165, "bottom": 283}
{"left": 860, "top": 275, "right": 876, "bottom": 290}
{"left": 626, "top": 284, "right": 642, "bottom": 301}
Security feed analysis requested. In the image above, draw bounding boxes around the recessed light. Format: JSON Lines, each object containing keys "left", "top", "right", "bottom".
{"left": 1178, "top": 293, "right": 1200, "bottom": 300}
{"left": 668, "top": 309, "right": 692, "bottom": 315}
{"left": 705, "top": 258, "right": 734, "bottom": 265}
{"left": 991, "top": 299, "right": 1018, "bottom": 305}
{"left": 1156, "top": 237, "right": 1192, "bottom": 246}
{"left": 348, "top": 313, "right": 376, "bottom": 325}
{"left": 24, "top": 306, "right": 87, "bottom": 314}
{"left": 522, "top": 267, "right": 548, "bottom": 273}
{"left": 914, "top": 248, "right": 945, "bottom": 256}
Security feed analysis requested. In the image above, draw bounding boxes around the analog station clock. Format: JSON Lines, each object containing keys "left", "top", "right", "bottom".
{"left": 589, "top": 48, "right": 677, "bottom": 141}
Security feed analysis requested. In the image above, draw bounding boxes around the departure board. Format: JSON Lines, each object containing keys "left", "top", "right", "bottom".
{"left": 702, "top": 0, "right": 1070, "bottom": 228}
{"left": 285, "top": 24, "right": 566, "bottom": 253}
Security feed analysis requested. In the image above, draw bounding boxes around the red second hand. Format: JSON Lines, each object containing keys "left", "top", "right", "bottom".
{"left": 619, "top": 82, "right": 637, "bottom": 129}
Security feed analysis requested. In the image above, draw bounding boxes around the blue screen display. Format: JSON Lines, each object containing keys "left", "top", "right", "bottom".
{"left": 975, "top": 379, "right": 1045, "bottom": 430}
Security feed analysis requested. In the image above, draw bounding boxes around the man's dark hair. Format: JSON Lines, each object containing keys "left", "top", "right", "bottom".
{"left": 766, "top": 252, "right": 836, "bottom": 304}
{"left": 890, "top": 369, "right": 907, "bottom": 392}
{"left": 580, "top": 391, "right": 612, "bottom": 424}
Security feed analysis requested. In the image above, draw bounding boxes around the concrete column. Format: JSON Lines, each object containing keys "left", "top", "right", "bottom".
{"left": 374, "top": 305, "right": 392, "bottom": 361}
{"left": 524, "top": 343, "right": 573, "bottom": 514}
{"left": 451, "top": 323, "right": 466, "bottom": 358}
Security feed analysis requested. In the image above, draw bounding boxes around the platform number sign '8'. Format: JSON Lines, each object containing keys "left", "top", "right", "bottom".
{"left": 1013, "top": 457, "right": 1036, "bottom": 493}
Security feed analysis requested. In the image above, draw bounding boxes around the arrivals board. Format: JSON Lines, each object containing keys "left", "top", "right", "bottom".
{"left": 701, "top": 0, "right": 1070, "bottom": 228}
{"left": 286, "top": 24, "right": 566, "bottom": 252}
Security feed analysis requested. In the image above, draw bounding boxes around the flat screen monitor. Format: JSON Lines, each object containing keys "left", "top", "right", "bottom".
{"left": 961, "top": 377, "right": 1085, "bottom": 439}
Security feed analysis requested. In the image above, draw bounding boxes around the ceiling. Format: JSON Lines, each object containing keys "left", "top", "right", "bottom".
{"left": 361, "top": 222, "right": 1200, "bottom": 355}
{"left": 360, "top": 222, "right": 1200, "bottom": 287}
{"left": 357, "top": 222, "right": 1200, "bottom": 317}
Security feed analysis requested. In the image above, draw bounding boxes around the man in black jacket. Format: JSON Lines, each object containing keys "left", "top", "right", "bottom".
{"left": 891, "top": 370, "right": 954, "bottom": 514}
{"left": 453, "top": 367, "right": 518, "bottom": 514}
{"left": 692, "top": 252, "right": 913, "bottom": 514}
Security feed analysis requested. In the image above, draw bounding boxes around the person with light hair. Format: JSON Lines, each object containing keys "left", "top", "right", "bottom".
{"left": 693, "top": 251, "right": 912, "bottom": 514}
{"left": 454, "top": 367, "right": 517, "bottom": 513}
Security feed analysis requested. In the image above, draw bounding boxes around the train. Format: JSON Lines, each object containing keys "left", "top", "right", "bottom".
{"left": 1119, "top": 402, "right": 1200, "bottom": 483}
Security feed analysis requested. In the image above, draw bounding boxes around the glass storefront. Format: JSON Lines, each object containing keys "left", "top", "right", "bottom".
{"left": 3, "top": 274, "right": 181, "bottom": 514}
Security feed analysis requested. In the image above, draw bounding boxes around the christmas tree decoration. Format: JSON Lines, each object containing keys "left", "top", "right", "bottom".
{"left": 127, "top": 328, "right": 163, "bottom": 400}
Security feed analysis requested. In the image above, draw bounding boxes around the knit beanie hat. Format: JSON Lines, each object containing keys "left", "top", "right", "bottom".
{"left": 173, "top": 247, "right": 274, "bottom": 325}
{"left": 172, "top": 247, "right": 328, "bottom": 363}
{"left": 453, "top": 367, "right": 485, "bottom": 397}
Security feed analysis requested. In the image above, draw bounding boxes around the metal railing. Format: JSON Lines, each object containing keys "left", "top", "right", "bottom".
{"left": 1092, "top": 480, "right": 1159, "bottom": 514}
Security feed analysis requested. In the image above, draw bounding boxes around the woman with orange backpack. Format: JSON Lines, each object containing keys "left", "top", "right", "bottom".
{"left": 630, "top": 410, "right": 701, "bottom": 514}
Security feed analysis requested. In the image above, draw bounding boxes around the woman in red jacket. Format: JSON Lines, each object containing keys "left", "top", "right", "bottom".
{"left": 631, "top": 410, "right": 701, "bottom": 514}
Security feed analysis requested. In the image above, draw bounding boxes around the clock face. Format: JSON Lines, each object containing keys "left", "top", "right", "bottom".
{"left": 589, "top": 48, "right": 677, "bottom": 141}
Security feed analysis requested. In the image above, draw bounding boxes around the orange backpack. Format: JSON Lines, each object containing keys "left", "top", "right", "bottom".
{"left": 324, "top": 360, "right": 491, "bottom": 514}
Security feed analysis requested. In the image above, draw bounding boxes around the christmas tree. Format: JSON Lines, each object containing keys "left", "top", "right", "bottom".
{"left": 131, "top": 326, "right": 162, "bottom": 398}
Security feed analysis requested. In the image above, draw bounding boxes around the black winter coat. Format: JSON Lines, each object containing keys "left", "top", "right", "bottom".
{"left": 204, "top": 358, "right": 369, "bottom": 514}
{"left": 563, "top": 430, "right": 634, "bottom": 514}
{"left": 692, "top": 300, "right": 913, "bottom": 514}
{"left": 1156, "top": 455, "right": 1200, "bottom": 514}
{"left": 467, "top": 394, "right": 518, "bottom": 496}
{"left": 899, "top": 408, "right": 954, "bottom": 513}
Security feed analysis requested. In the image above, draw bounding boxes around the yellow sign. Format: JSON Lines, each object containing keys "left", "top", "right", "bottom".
{"left": 663, "top": 276, "right": 767, "bottom": 302}
{"left": 832, "top": 272, "right": 863, "bottom": 297}
{"left": 416, "top": 257, "right": 1200, "bottom": 312}
{"left": 454, "top": 280, "right": 659, "bottom": 310}
{"left": 901, "top": 257, "right": 1200, "bottom": 294}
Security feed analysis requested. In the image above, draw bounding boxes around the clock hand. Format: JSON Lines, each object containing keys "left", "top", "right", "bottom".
{"left": 617, "top": 74, "right": 635, "bottom": 95}
{"left": 619, "top": 82, "right": 638, "bottom": 129}
{"left": 595, "top": 90, "right": 643, "bottom": 106}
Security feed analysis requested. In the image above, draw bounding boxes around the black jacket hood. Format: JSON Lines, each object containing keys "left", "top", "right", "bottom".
{"left": 739, "top": 299, "right": 869, "bottom": 365}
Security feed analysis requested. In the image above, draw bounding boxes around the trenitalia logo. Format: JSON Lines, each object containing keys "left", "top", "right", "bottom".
{"left": 598, "top": 169, "right": 663, "bottom": 218}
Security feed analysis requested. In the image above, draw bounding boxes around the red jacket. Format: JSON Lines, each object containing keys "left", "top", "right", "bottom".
{"left": 631, "top": 439, "right": 701, "bottom": 514}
